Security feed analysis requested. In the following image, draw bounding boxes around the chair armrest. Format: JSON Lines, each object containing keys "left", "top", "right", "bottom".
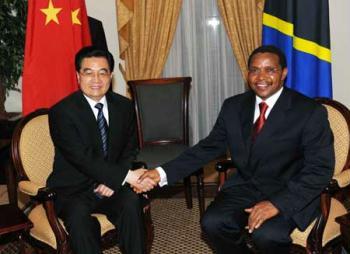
{"left": 216, "top": 159, "right": 236, "bottom": 190}
{"left": 35, "top": 187, "right": 56, "bottom": 202}
{"left": 18, "top": 180, "right": 44, "bottom": 196}
{"left": 333, "top": 168, "right": 350, "bottom": 188}
{"left": 215, "top": 159, "right": 235, "bottom": 172}
{"left": 324, "top": 179, "right": 341, "bottom": 195}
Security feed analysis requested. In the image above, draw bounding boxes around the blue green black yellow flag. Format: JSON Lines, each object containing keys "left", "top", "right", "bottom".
{"left": 262, "top": 0, "right": 332, "bottom": 98}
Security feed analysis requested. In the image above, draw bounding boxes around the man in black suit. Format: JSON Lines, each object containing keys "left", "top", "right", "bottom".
{"left": 137, "top": 45, "right": 335, "bottom": 253}
{"left": 47, "top": 46, "right": 152, "bottom": 254}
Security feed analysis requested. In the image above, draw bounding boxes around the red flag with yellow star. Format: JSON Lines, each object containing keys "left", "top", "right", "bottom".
{"left": 22, "top": 0, "right": 91, "bottom": 115}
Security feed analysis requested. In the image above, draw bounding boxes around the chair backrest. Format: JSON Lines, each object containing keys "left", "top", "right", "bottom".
{"left": 316, "top": 98, "right": 350, "bottom": 176}
{"left": 11, "top": 109, "right": 54, "bottom": 187}
{"left": 128, "top": 77, "right": 191, "bottom": 148}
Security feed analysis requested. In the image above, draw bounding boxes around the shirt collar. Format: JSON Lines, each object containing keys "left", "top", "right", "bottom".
{"left": 255, "top": 87, "right": 284, "bottom": 109}
{"left": 83, "top": 95, "right": 107, "bottom": 109}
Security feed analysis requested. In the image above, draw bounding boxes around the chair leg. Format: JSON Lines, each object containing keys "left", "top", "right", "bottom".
{"left": 196, "top": 168, "right": 205, "bottom": 218}
{"left": 143, "top": 205, "right": 154, "bottom": 254}
{"left": 184, "top": 176, "right": 193, "bottom": 209}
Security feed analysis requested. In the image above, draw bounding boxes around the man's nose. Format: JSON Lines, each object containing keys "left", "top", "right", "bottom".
{"left": 92, "top": 72, "right": 101, "bottom": 81}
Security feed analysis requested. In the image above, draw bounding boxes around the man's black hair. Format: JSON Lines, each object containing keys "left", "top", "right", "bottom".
{"left": 75, "top": 46, "right": 115, "bottom": 72}
{"left": 247, "top": 45, "right": 287, "bottom": 69}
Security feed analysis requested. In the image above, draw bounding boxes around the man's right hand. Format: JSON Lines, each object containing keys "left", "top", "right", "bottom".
{"left": 126, "top": 168, "right": 157, "bottom": 193}
{"left": 134, "top": 169, "right": 161, "bottom": 193}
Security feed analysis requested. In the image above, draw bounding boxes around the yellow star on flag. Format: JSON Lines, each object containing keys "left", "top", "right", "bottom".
{"left": 71, "top": 8, "right": 81, "bottom": 25}
{"left": 40, "top": 0, "right": 62, "bottom": 25}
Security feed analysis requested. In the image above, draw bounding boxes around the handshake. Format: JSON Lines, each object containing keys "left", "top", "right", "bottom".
{"left": 125, "top": 168, "right": 161, "bottom": 193}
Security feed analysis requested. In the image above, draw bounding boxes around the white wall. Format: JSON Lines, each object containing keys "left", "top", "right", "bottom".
{"left": 329, "top": 0, "right": 350, "bottom": 108}
{"left": 4, "top": 1, "right": 350, "bottom": 111}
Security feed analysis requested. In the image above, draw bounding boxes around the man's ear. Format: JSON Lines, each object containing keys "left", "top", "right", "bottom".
{"left": 281, "top": 67, "right": 288, "bottom": 82}
{"left": 76, "top": 72, "right": 80, "bottom": 83}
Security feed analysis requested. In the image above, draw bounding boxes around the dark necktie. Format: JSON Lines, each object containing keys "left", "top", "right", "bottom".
{"left": 253, "top": 102, "right": 268, "bottom": 141}
{"left": 95, "top": 103, "right": 108, "bottom": 158}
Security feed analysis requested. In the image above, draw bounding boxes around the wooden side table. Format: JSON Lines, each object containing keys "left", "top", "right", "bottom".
{"left": 335, "top": 212, "right": 350, "bottom": 253}
{"left": 0, "top": 204, "right": 33, "bottom": 254}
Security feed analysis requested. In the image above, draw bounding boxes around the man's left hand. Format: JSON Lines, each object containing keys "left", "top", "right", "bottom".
{"left": 94, "top": 184, "right": 115, "bottom": 197}
{"left": 244, "top": 200, "right": 279, "bottom": 233}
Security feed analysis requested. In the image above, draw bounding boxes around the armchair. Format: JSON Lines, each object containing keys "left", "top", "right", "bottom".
{"left": 11, "top": 109, "right": 154, "bottom": 253}
{"left": 215, "top": 98, "right": 350, "bottom": 253}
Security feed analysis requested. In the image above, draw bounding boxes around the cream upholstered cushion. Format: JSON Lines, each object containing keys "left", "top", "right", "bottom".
{"left": 19, "top": 114, "right": 54, "bottom": 187}
{"left": 28, "top": 204, "right": 116, "bottom": 249}
{"left": 291, "top": 198, "right": 347, "bottom": 247}
{"left": 324, "top": 104, "right": 350, "bottom": 183}
{"left": 18, "top": 180, "right": 42, "bottom": 196}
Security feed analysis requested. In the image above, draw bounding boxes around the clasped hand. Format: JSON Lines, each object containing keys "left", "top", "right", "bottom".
{"left": 244, "top": 200, "right": 279, "bottom": 233}
{"left": 125, "top": 168, "right": 160, "bottom": 193}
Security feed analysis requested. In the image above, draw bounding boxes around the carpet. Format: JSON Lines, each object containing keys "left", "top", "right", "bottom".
{"left": 104, "top": 198, "right": 213, "bottom": 254}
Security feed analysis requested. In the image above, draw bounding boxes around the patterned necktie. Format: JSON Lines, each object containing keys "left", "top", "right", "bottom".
{"left": 95, "top": 103, "right": 108, "bottom": 158}
{"left": 253, "top": 102, "right": 268, "bottom": 141}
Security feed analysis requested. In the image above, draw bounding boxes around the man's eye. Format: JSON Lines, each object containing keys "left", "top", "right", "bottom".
{"left": 249, "top": 68, "right": 260, "bottom": 74}
{"left": 99, "top": 71, "right": 108, "bottom": 76}
{"left": 266, "top": 67, "right": 278, "bottom": 73}
{"left": 83, "top": 71, "right": 93, "bottom": 76}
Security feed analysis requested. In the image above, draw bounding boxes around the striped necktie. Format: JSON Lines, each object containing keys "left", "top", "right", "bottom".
{"left": 95, "top": 103, "right": 108, "bottom": 158}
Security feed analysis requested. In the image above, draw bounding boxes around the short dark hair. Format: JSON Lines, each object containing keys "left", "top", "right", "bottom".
{"left": 247, "top": 45, "right": 287, "bottom": 69}
{"left": 75, "top": 46, "right": 115, "bottom": 72}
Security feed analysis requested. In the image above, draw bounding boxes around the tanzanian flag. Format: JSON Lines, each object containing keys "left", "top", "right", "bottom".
{"left": 262, "top": 0, "right": 332, "bottom": 98}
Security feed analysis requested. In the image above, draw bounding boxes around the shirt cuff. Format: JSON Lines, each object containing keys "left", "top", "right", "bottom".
{"left": 122, "top": 170, "right": 131, "bottom": 185}
{"left": 156, "top": 167, "right": 168, "bottom": 187}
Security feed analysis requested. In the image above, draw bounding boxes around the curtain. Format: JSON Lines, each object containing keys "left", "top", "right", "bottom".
{"left": 217, "top": 0, "right": 264, "bottom": 81}
{"left": 162, "top": 0, "right": 245, "bottom": 144}
{"left": 116, "top": 0, "right": 182, "bottom": 81}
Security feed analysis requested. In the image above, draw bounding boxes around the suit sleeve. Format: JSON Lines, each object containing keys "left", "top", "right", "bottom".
{"left": 163, "top": 101, "right": 230, "bottom": 184}
{"left": 49, "top": 102, "right": 137, "bottom": 191}
{"left": 269, "top": 105, "right": 334, "bottom": 219}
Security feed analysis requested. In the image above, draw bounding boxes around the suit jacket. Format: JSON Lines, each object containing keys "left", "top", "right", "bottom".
{"left": 162, "top": 88, "right": 334, "bottom": 230}
{"left": 47, "top": 90, "right": 137, "bottom": 196}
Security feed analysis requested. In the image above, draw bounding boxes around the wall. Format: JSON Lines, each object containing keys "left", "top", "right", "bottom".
{"left": 329, "top": 0, "right": 350, "bottom": 108}
{"left": 4, "top": 0, "right": 350, "bottom": 112}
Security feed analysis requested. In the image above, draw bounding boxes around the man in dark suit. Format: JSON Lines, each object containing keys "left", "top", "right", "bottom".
{"left": 47, "top": 46, "right": 152, "bottom": 254}
{"left": 137, "top": 45, "right": 335, "bottom": 253}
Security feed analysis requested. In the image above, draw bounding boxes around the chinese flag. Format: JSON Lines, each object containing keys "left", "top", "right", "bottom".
{"left": 22, "top": 0, "right": 91, "bottom": 115}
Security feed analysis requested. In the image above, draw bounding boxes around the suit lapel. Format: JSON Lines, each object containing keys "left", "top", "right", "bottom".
{"left": 106, "top": 93, "right": 122, "bottom": 160}
{"left": 239, "top": 92, "right": 255, "bottom": 149}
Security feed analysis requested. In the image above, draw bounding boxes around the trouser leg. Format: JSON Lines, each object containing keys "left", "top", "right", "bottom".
{"left": 96, "top": 186, "right": 145, "bottom": 254}
{"left": 251, "top": 215, "right": 296, "bottom": 254}
{"left": 201, "top": 185, "right": 258, "bottom": 254}
{"left": 57, "top": 193, "right": 101, "bottom": 254}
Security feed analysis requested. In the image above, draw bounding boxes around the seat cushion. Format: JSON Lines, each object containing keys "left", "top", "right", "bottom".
{"left": 291, "top": 198, "right": 347, "bottom": 247}
{"left": 137, "top": 144, "right": 188, "bottom": 168}
{"left": 28, "top": 204, "right": 115, "bottom": 249}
